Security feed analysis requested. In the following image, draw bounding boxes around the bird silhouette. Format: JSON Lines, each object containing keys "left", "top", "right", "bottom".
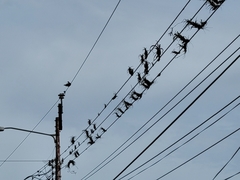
{"left": 115, "top": 112, "right": 122, "bottom": 118}
{"left": 128, "top": 67, "right": 134, "bottom": 76}
{"left": 70, "top": 136, "right": 75, "bottom": 145}
{"left": 83, "top": 129, "right": 90, "bottom": 138}
{"left": 93, "top": 123, "right": 97, "bottom": 130}
{"left": 117, "top": 107, "right": 125, "bottom": 114}
{"left": 112, "top": 93, "right": 117, "bottom": 100}
{"left": 88, "top": 136, "right": 95, "bottom": 145}
{"left": 74, "top": 151, "right": 80, "bottom": 158}
{"left": 48, "top": 159, "right": 54, "bottom": 167}
{"left": 69, "top": 149, "right": 73, "bottom": 155}
{"left": 64, "top": 81, "right": 71, "bottom": 87}
{"left": 88, "top": 119, "right": 91, "bottom": 126}
{"left": 124, "top": 100, "right": 133, "bottom": 109}
{"left": 137, "top": 72, "right": 142, "bottom": 83}
{"left": 67, "top": 160, "right": 75, "bottom": 168}
{"left": 132, "top": 91, "right": 143, "bottom": 99}
{"left": 172, "top": 50, "right": 181, "bottom": 55}
{"left": 100, "top": 127, "right": 107, "bottom": 133}
{"left": 96, "top": 133, "right": 101, "bottom": 139}
{"left": 142, "top": 77, "right": 154, "bottom": 89}
{"left": 143, "top": 48, "right": 148, "bottom": 60}
{"left": 144, "top": 61, "right": 149, "bottom": 74}
{"left": 130, "top": 94, "right": 138, "bottom": 101}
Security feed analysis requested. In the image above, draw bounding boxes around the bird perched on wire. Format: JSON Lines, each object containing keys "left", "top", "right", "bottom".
{"left": 100, "top": 127, "right": 107, "bottom": 133}
{"left": 64, "top": 81, "right": 71, "bottom": 87}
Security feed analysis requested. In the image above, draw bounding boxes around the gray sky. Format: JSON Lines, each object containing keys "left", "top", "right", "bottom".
{"left": 0, "top": 0, "right": 239, "bottom": 180}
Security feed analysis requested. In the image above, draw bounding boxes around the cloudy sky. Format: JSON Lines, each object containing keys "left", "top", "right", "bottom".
{"left": 0, "top": 0, "right": 239, "bottom": 180}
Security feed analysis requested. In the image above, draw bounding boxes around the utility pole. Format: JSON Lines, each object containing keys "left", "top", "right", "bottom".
{"left": 55, "top": 93, "right": 64, "bottom": 180}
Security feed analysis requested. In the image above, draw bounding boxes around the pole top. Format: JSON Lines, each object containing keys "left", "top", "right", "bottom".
{"left": 58, "top": 93, "right": 65, "bottom": 100}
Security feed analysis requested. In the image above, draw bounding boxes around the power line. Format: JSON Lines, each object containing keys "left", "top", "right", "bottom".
{"left": 81, "top": 41, "right": 240, "bottom": 180}
{"left": 60, "top": 0, "right": 196, "bottom": 168}
{"left": 59, "top": 0, "right": 123, "bottom": 157}
{"left": 156, "top": 128, "right": 240, "bottom": 180}
{"left": 113, "top": 54, "right": 240, "bottom": 179}
{"left": 26, "top": 0, "right": 123, "bottom": 178}
{"left": 61, "top": 0, "right": 229, "bottom": 175}
{"left": 212, "top": 146, "right": 240, "bottom": 180}
{"left": 0, "top": 99, "right": 59, "bottom": 169}
{"left": 69, "top": 0, "right": 122, "bottom": 87}
{"left": 123, "top": 98, "right": 240, "bottom": 179}
{"left": 223, "top": 171, "right": 240, "bottom": 180}
{"left": 82, "top": 47, "right": 240, "bottom": 177}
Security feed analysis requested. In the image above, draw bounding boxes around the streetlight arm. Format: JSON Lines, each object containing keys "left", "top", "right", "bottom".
{"left": 0, "top": 126, "right": 56, "bottom": 139}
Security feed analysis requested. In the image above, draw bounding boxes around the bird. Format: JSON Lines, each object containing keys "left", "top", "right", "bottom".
{"left": 96, "top": 134, "right": 101, "bottom": 139}
{"left": 67, "top": 160, "right": 75, "bottom": 168}
{"left": 115, "top": 112, "right": 121, "bottom": 118}
{"left": 64, "top": 81, "right": 71, "bottom": 87}
{"left": 100, "top": 127, "right": 107, "bottom": 133}
{"left": 112, "top": 93, "right": 117, "bottom": 100}
{"left": 70, "top": 136, "right": 75, "bottom": 145}
{"left": 83, "top": 129, "right": 90, "bottom": 138}
{"left": 124, "top": 100, "right": 133, "bottom": 109}
{"left": 117, "top": 107, "right": 125, "bottom": 114}
{"left": 128, "top": 67, "right": 134, "bottom": 76}
{"left": 88, "top": 119, "right": 92, "bottom": 126}
{"left": 88, "top": 136, "right": 95, "bottom": 145}
{"left": 93, "top": 123, "right": 97, "bottom": 130}
{"left": 137, "top": 72, "right": 142, "bottom": 83}
{"left": 74, "top": 151, "right": 80, "bottom": 158}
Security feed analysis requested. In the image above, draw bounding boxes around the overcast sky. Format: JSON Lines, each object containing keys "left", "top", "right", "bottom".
{"left": 0, "top": 0, "right": 239, "bottom": 180}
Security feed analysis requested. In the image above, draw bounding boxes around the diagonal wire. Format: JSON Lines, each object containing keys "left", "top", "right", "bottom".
{"left": 80, "top": 34, "right": 240, "bottom": 178}
{"left": 82, "top": 38, "right": 239, "bottom": 180}
{"left": 69, "top": 0, "right": 122, "bottom": 88}
{"left": 60, "top": 0, "right": 193, "bottom": 161}
{"left": 114, "top": 54, "right": 240, "bottom": 179}
{"left": 0, "top": 99, "right": 59, "bottom": 169}
{"left": 156, "top": 128, "right": 240, "bottom": 180}
{"left": 223, "top": 171, "right": 240, "bottom": 180}
{"left": 212, "top": 146, "right": 240, "bottom": 180}
{"left": 124, "top": 99, "right": 240, "bottom": 180}
{"left": 64, "top": 1, "right": 234, "bottom": 176}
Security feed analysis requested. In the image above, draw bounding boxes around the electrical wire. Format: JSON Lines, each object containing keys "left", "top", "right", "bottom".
{"left": 156, "top": 128, "right": 240, "bottom": 180}
{"left": 69, "top": 0, "right": 122, "bottom": 88}
{"left": 59, "top": 0, "right": 194, "bottom": 166}
{"left": 0, "top": 99, "right": 59, "bottom": 169}
{"left": 114, "top": 54, "right": 240, "bottom": 179}
{"left": 62, "top": 0, "right": 202, "bottom": 160}
{"left": 60, "top": 0, "right": 123, "bottom": 157}
{"left": 223, "top": 171, "right": 240, "bottom": 180}
{"left": 61, "top": 0, "right": 230, "bottom": 175}
{"left": 35, "top": 0, "right": 229, "bottom": 178}
{"left": 24, "top": 1, "right": 123, "bottom": 179}
{"left": 212, "top": 146, "right": 240, "bottom": 180}
{"left": 81, "top": 38, "right": 240, "bottom": 180}
{"left": 122, "top": 99, "right": 240, "bottom": 179}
